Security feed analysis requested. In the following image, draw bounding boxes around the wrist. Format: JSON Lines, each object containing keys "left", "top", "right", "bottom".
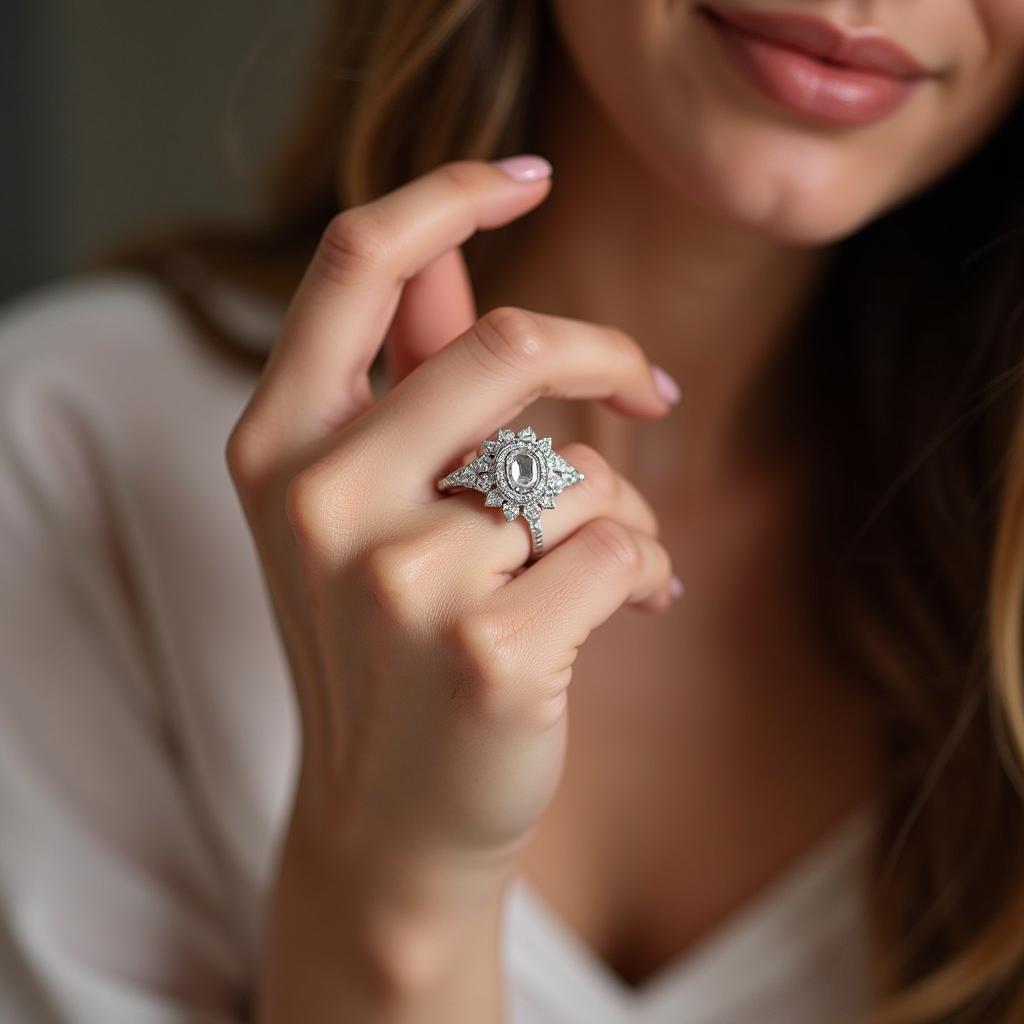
{"left": 258, "top": 781, "right": 514, "bottom": 1019}
{"left": 287, "top": 768, "right": 523, "bottom": 914}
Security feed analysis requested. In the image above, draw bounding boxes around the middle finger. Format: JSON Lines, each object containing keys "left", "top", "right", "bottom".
{"left": 342, "top": 307, "right": 677, "bottom": 498}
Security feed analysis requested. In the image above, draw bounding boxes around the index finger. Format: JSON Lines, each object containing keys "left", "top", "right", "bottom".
{"left": 246, "top": 157, "right": 553, "bottom": 458}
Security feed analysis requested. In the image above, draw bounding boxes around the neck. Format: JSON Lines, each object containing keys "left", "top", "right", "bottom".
{"left": 474, "top": 57, "right": 830, "bottom": 497}
{"left": 479, "top": 60, "right": 884, "bottom": 934}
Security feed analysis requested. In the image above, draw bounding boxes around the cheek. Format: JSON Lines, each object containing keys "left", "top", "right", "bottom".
{"left": 549, "top": 0, "right": 657, "bottom": 97}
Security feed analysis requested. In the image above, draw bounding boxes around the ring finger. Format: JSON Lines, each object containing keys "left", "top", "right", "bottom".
{"left": 415, "top": 441, "right": 663, "bottom": 589}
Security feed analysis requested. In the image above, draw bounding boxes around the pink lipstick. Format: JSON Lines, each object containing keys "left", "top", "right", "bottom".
{"left": 699, "top": 4, "right": 932, "bottom": 127}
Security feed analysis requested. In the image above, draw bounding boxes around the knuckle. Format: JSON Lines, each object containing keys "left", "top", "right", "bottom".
{"left": 603, "top": 323, "right": 646, "bottom": 368}
{"left": 470, "top": 306, "right": 547, "bottom": 376}
{"left": 434, "top": 159, "right": 484, "bottom": 192}
{"left": 448, "top": 611, "right": 524, "bottom": 713}
{"left": 559, "top": 443, "right": 618, "bottom": 503}
{"left": 532, "top": 673, "right": 571, "bottom": 728}
{"left": 283, "top": 466, "right": 335, "bottom": 552}
{"left": 360, "top": 541, "right": 429, "bottom": 624}
{"left": 449, "top": 611, "right": 569, "bottom": 723}
{"left": 225, "top": 416, "right": 276, "bottom": 499}
{"left": 318, "top": 208, "right": 392, "bottom": 280}
{"left": 450, "top": 610, "right": 508, "bottom": 678}
{"left": 580, "top": 517, "right": 643, "bottom": 575}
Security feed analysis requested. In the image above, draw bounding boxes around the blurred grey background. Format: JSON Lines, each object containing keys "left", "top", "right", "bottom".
{"left": 2, "top": 0, "right": 328, "bottom": 303}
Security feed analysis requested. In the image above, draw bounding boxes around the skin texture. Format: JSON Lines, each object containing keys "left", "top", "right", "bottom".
{"left": 232, "top": 164, "right": 679, "bottom": 1021}
{"left": 231, "top": 3, "right": 1024, "bottom": 1020}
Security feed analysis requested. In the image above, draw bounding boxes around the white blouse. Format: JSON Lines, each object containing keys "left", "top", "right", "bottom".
{"left": 0, "top": 273, "right": 876, "bottom": 1023}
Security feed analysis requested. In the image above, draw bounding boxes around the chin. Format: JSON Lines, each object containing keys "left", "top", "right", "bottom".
{"left": 659, "top": 113, "right": 916, "bottom": 247}
{"left": 691, "top": 151, "right": 885, "bottom": 247}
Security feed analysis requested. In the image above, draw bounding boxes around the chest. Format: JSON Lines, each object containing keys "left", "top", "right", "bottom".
{"left": 510, "top": 504, "right": 880, "bottom": 994}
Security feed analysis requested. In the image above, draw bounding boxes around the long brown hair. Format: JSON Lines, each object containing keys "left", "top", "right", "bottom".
{"left": 132, "top": 2, "right": 1024, "bottom": 1019}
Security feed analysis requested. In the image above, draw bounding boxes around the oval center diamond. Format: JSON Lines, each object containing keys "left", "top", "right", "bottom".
{"left": 509, "top": 451, "right": 539, "bottom": 490}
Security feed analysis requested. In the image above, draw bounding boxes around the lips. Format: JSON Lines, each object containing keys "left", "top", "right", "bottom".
{"left": 698, "top": 4, "right": 932, "bottom": 126}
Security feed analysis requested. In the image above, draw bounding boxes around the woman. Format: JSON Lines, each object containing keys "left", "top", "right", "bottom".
{"left": 2, "top": 0, "right": 1024, "bottom": 1021}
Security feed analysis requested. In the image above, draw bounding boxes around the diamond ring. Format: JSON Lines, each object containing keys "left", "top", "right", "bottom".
{"left": 436, "top": 426, "right": 585, "bottom": 563}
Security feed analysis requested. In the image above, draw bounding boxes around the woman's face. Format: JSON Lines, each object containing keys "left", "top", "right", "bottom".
{"left": 549, "top": 0, "right": 1024, "bottom": 244}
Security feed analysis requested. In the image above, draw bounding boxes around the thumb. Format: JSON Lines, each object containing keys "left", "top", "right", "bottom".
{"left": 383, "top": 246, "right": 477, "bottom": 386}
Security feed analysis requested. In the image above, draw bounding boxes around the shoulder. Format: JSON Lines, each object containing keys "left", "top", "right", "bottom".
{"left": 0, "top": 275, "right": 266, "bottom": 1018}
{"left": 0, "top": 270, "right": 193, "bottom": 353}
{"left": 0, "top": 270, "right": 209, "bottom": 367}
{"left": 0, "top": 271, "right": 263, "bottom": 437}
{"left": 0, "top": 271, "right": 271, "bottom": 587}
{"left": 0, "top": 271, "right": 271, "bottom": 519}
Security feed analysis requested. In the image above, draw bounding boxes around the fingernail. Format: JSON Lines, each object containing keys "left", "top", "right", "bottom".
{"left": 492, "top": 155, "right": 553, "bottom": 183}
{"left": 669, "top": 574, "right": 685, "bottom": 600}
{"left": 651, "top": 364, "right": 682, "bottom": 405}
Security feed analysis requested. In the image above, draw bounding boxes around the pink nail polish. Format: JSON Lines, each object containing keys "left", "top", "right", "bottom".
{"left": 652, "top": 364, "right": 682, "bottom": 405}
{"left": 669, "top": 574, "right": 685, "bottom": 600}
{"left": 492, "top": 155, "right": 553, "bottom": 182}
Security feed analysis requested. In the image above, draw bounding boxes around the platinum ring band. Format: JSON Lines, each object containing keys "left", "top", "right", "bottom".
{"left": 436, "top": 425, "right": 585, "bottom": 564}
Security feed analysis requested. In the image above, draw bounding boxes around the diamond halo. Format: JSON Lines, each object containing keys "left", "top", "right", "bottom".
{"left": 436, "top": 426, "right": 585, "bottom": 560}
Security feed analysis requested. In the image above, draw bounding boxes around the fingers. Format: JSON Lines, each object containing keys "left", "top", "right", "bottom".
{"left": 245, "top": 158, "right": 553, "bottom": 462}
{"left": 382, "top": 247, "right": 477, "bottom": 387}
{"left": 423, "top": 443, "right": 660, "bottom": 579}
{"left": 485, "top": 517, "right": 676, "bottom": 692}
{"left": 347, "top": 308, "right": 679, "bottom": 497}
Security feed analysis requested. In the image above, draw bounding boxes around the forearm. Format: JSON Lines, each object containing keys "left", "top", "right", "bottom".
{"left": 254, "top": 796, "right": 511, "bottom": 1023}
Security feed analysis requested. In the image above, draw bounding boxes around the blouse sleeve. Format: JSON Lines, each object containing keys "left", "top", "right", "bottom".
{"left": 0, "top": 290, "right": 249, "bottom": 1023}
